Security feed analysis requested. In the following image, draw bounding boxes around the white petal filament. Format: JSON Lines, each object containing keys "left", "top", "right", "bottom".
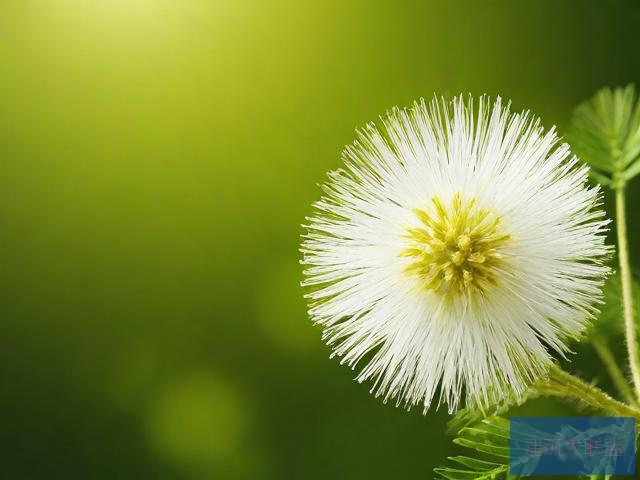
{"left": 301, "top": 96, "right": 611, "bottom": 413}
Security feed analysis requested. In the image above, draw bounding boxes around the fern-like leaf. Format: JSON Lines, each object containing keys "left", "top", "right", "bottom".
{"left": 447, "top": 387, "right": 541, "bottom": 435}
{"left": 435, "top": 416, "right": 539, "bottom": 480}
{"left": 567, "top": 84, "right": 640, "bottom": 184}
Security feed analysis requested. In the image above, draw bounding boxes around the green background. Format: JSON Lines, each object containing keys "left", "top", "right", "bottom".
{"left": 0, "top": 1, "right": 639, "bottom": 478}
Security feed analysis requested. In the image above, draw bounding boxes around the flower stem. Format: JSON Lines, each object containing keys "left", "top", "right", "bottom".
{"left": 592, "top": 337, "right": 637, "bottom": 406}
{"left": 539, "top": 365, "right": 640, "bottom": 420}
{"left": 615, "top": 186, "right": 640, "bottom": 401}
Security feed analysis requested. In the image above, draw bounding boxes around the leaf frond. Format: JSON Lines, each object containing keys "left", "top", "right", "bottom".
{"left": 568, "top": 84, "right": 640, "bottom": 182}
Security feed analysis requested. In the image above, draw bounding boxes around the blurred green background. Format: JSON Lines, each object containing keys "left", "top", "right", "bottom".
{"left": 0, "top": 1, "right": 639, "bottom": 478}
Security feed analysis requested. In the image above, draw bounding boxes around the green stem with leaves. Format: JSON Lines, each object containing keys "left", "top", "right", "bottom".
{"left": 615, "top": 185, "right": 640, "bottom": 402}
{"left": 540, "top": 365, "right": 640, "bottom": 420}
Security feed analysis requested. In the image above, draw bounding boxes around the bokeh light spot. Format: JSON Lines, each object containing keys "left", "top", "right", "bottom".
{"left": 146, "top": 372, "right": 249, "bottom": 470}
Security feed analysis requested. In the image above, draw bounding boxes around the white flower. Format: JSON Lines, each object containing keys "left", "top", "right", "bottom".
{"left": 301, "top": 96, "right": 611, "bottom": 413}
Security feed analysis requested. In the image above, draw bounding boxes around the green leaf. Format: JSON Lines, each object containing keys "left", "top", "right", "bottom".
{"left": 435, "top": 416, "right": 530, "bottom": 480}
{"left": 589, "top": 271, "right": 625, "bottom": 337}
{"left": 437, "top": 416, "right": 635, "bottom": 479}
{"left": 448, "top": 456, "right": 504, "bottom": 471}
{"left": 453, "top": 437, "right": 511, "bottom": 459}
{"left": 587, "top": 270, "right": 640, "bottom": 340}
{"left": 447, "top": 388, "right": 541, "bottom": 435}
{"left": 622, "top": 154, "right": 640, "bottom": 181}
{"left": 567, "top": 84, "right": 640, "bottom": 182}
{"left": 589, "top": 168, "right": 612, "bottom": 186}
{"left": 515, "top": 454, "right": 540, "bottom": 476}
{"left": 434, "top": 466, "right": 509, "bottom": 480}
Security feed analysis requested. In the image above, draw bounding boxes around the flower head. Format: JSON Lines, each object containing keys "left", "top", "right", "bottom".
{"left": 301, "top": 96, "right": 611, "bottom": 413}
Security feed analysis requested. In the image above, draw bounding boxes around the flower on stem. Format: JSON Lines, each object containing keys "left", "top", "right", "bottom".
{"left": 301, "top": 96, "right": 611, "bottom": 413}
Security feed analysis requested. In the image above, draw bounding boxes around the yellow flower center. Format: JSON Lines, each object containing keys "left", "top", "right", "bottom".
{"left": 402, "top": 193, "right": 511, "bottom": 299}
